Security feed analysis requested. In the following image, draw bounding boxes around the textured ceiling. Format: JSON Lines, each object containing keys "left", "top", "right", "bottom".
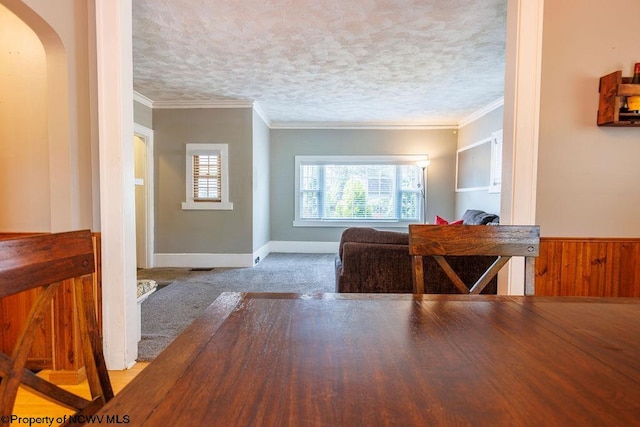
{"left": 132, "top": 0, "right": 507, "bottom": 127}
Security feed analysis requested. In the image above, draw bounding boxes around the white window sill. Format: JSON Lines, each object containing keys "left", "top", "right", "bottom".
{"left": 182, "top": 201, "right": 234, "bottom": 211}
{"left": 293, "top": 220, "right": 410, "bottom": 228}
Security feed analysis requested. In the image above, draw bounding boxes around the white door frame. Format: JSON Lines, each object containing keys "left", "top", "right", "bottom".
{"left": 499, "top": 0, "right": 544, "bottom": 295}
{"left": 95, "top": 0, "right": 138, "bottom": 369}
{"left": 134, "top": 123, "right": 155, "bottom": 269}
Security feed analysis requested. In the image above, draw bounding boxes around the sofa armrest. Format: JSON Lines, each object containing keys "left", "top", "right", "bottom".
{"left": 334, "top": 254, "right": 343, "bottom": 291}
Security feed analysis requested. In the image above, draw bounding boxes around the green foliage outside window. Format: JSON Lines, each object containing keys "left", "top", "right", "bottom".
{"left": 298, "top": 160, "right": 422, "bottom": 223}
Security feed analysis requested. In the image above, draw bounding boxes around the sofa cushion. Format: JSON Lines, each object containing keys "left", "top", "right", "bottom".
{"left": 462, "top": 209, "right": 499, "bottom": 225}
{"left": 434, "top": 215, "right": 464, "bottom": 225}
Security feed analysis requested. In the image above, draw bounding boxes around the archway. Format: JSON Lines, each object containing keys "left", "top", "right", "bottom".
{"left": 0, "top": 0, "right": 77, "bottom": 232}
{"left": 1, "top": 0, "right": 139, "bottom": 369}
{"left": 0, "top": 4, "right": 49, "bottom": 231}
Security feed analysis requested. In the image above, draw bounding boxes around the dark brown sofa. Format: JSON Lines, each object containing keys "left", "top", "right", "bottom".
{"left": 334, "top": 210, "right": 500, "bottom": 293}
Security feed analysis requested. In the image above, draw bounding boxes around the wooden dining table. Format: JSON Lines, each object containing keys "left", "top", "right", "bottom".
{"left": 97, "top": 293, "right": 640, "bottom": 426}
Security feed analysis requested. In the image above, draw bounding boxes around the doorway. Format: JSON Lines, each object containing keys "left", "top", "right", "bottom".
{"left": 134, "top": 124, "right": 154, "bottom": 269}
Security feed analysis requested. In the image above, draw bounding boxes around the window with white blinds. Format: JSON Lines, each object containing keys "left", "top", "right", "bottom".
{"left": 294, "top": 155, "right": 426, "bottom": 227}
{"left": 182, "top": 144, "right": 233, "bottom": 210}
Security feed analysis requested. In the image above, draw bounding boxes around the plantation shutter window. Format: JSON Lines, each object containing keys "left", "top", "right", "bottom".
{"left": 182, "top": 144, "right": 233, "bottom": 210}
{"left": 193, "top": 153, "right": 222, "bottom": 201}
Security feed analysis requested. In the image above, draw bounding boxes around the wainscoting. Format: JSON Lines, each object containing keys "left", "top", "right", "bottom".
{"left": 0, "top": 232, "right": 102, "bottom": 384}
{"left": 536, "top": 237, "right": 640, "bottom": 297}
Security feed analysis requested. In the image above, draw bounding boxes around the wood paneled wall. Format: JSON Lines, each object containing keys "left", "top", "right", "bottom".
{"left": 0, "top": 232, "right": 102, "bottom": 384}
{"left": 536, "top": 237, "right": 640, "bottom": 297}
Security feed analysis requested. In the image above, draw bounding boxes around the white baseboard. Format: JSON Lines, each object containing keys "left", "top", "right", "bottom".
{"left": 269, "top": 241, "right": 339, "bottom": 253}
{"left": 252, "top": 242, "right": 271, "bottom": 265}
{"left": 154, "top": 241, "right": 339, "bottom": 268}
{"left": 154, "top": 253, "right": 254, "bottom": 268}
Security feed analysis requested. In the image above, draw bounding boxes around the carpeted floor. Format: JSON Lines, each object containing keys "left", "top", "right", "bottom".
{"left": 136, "top": 252, "right": 336, "bottom": 361}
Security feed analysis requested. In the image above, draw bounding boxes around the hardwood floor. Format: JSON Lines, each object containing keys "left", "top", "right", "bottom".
{"left": 10, "top": 362, "right": 149, "bottom": 426}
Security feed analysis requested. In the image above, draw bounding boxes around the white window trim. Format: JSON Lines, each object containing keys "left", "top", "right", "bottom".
{"left": 489, "top": 129, "right": 503, "bottom": 194}
{"left": 455, "top": 137, "right": 492, "bottom": 192}
{"left": 293, "top": 155, "right": 426, "bottom": 228}
{"left": 182, "top": 143, "right": 233, "bottom": 211}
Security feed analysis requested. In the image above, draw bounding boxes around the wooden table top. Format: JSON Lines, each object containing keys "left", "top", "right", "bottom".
{"left": 98, "top": 293, "right": 640, "bottom": 426}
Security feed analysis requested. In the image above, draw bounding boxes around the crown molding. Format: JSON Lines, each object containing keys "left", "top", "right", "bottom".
{"left": 458, "top": 97, "right": 505, "bottom": 128}
{"left": 269, "top": 122, "right": 458, "bottom": 130}
{"left": 133, "top": 91, "right": 153, "bottom": 108}
{"left": 252, "top": 101, "right": 272, "bottom": 127}
{"left": 152, "top": 99, "right": 254, "bottom": 109}
{"left": 132, "top": 93, "right": 503, "bottom": 129}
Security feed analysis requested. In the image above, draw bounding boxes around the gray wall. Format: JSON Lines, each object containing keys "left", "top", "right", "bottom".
{"left": 153, "top": 108, "right": 254, "bottom": 253}
{"left": 134, "top": 100, "right": 153, "bottom": 129}
{"left": 455, "top": 106, "right": 503, "bottom": 219}
{"left": 270, "top": 128, "right": 459, "bottom": 242}
{"left": 252, "top": 112, "right": 270, "bottom": 252}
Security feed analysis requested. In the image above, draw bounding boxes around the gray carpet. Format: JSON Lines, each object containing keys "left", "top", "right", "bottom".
{"left": 136, "top": 252, "right": 336, "bottom": 361}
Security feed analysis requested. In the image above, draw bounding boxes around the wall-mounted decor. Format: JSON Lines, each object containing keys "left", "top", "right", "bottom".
{"left": 598, "top": 70, "right": 640, "bottom": 126}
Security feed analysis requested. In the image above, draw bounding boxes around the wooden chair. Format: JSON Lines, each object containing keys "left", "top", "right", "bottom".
{"left": 0, "top": 230, "right": 113, "bottom": 420}
{"left": 409, "top": 225, "right": 540, "bottom": 295}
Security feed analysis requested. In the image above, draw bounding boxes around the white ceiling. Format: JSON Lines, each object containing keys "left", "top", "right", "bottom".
{"left": 132, "top": 0, "right": 507, "bottom": 127}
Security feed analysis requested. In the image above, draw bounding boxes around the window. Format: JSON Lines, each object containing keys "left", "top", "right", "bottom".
{"left": 193, "top": 154, "right": 221, "bottom": 201}
{"left": 294, "top": 156, "right": 425, "bottom": 227}
{"left": 182, "top": 144, "right": 233, "bottom": 210}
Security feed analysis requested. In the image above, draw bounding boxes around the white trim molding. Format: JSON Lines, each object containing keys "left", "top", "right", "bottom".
{"left": 95, "top": 0, "right": 138, "bottom": 370}
{"left": 134, "top": 123, "right": 155, "bottom": 268}
{"left": 269, "top": 241, "right": 340, "bottom": 253}
{"left": 154, "top": 253, "right": 255, "bottom": 268}
{"left": 133, "top": 91, "right": 153, "bottom": 108}
{"left": 181, "top": 201, "right": 234, "bottom": 210}
{"left": 252, "top": 100, "right": 272, "bottom": 127}
{"left": 458, "top": 97, "right": 505, "bottom": 128}
{"left": 152, "top": 99, "right": 254, "bottom": 109}
{"left": 270, "top": 122, "right": 458, "bottom": 130}
{"left": 182, "top": 143, "right": 233, "bottom": 211}
{"left": 253, "top": 242, "right": 271, "bottom": 265}
{"left": 154, "top": 241, "right": 340, "bottom": 268}
{"left": 500, "top": 0, "right": 544, "bottom": 295}
{"left": 132, "top": 95, "right": 504, "bottom": 130}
